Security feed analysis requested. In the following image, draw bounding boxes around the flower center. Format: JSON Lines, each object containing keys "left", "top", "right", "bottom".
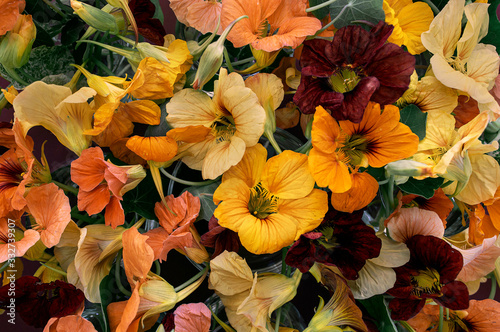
{"left": 248, "top": 182, "right": 278, "bottom": 219}
{"left": 317, "top": 226, "right": 339, "bottom": 250}
{"left": 329, "top": 67, "right": 361, "bottom": 93}
{"left": 340, "top": 134, "right": 368, "bottom": 167}
{"left": 211, "top": 116, "right": 236, "bottom": 143}
{"left": 410, "top": 267, "right": 442, "bottom": 298}
{"left": 441, "top": 311, "right": 470, "bottom": 332}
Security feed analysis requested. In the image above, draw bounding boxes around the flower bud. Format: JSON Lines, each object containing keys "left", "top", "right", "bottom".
{"left": 385, "top": 160, "right": 434, "bottom": 178}
{"left": 71, "top": 0, "right": 121, "bottom": 34}
{"left": 192, "top": 15, "right": 248, "bottom": 90}
{"left": 0, "top": 15, "right": 36, "bottom": 69}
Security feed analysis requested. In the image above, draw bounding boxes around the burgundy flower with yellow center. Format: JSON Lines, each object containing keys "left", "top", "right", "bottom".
{"left": 285, "top": 209, "right": 382, "bottom": 279}
{"left": 293, "top": 21, "right": 415, "bottom": 122}
{"left": 387, "top": 235, "right": 469, "bottom": 321}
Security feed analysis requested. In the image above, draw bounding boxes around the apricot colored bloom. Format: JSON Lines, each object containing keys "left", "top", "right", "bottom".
{"left": 383, "top": 0, "right": 433, "bottom": 55}
{"left": 407, "top": 299, "right": 500, "bottom": 332}
{"left": 0, "top": 0, "right": 25, "bottom": 36}
{"left": 208, "top": 250, "right": 302, "bottom": 332}
{"left": 303, "top": 267, "right": 367, "bottom": 332}
{"left": 13, "top": 81, "right": 97, "bottom": 156}
{"left": 221, "top": 0, "right": 321, "bottom": 52}
{"left": 0, "top": 214, "right": 39, "bottom": 262}
{"left": 169, "top": 0, "right": 222, "bottom": 34}
{"left": 44, "top": 315, "right": 97, "bottom": 332}
{"left": 309, "top": 104, "right": 419, "bottom": 193}
{"left": 397, "top": 72, "right": 458, "bottom": 114}
{"left": 166, "top": 68, "right": 266, "bottom": 180}
{"left": 415, "top": 111, "right": 500, "bottom": 205}
{"left": 294, "top": 22, "right": 415, "bottom": 121}
{"left": 71, "top": 147, "right": 146, "bottom": 228}
{"left": 421, "top": 0, "right": 500, "bottom": 118}
{"left": 173, "top": 303, "right": 211, "bottom": 332}
{"left": 213, "top": 144, "right": 328, "bottom": 254}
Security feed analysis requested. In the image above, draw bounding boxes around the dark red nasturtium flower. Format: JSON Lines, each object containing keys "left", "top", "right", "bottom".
{"left": 200, "top": 215, "right": 240, "bottom": 258}
{"left": 387, "top": 235, "right": 469, "bottom": 321}
{"left": 293, "top": 21, "right": 415, "bottom": 123}
{"left": 0, "top": 276, "right": 85, "bottom": 328}
{"left": 129, "top": 0, "right": 167, "bottom": 45}
{"left": 285, "top": 210, "right": 381, "bottom": 279}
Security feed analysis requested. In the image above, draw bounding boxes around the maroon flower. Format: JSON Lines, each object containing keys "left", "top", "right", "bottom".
{"left": 285, "top": 210, "right": 381, "bottom": 279}
{"left": 293, "top": 21, "right": 415, "bottom": 123}
{"left": 200, "top": 215, "right": 240, "bottom": 258}
{"left": 387, "top": 235, "right": 469, "bottom": 321}
{"left": 129, "top": 0, "right": 166, "bottom": 46}
{"left": 0, "top": 276, "right": 85, "bottom": 328}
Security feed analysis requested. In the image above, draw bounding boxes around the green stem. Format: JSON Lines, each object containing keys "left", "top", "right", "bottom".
{"left": 387, "top": 175, "right": 395, "bottom": 210}
{"left": 306, "top": 0, "right": 338, "bottom": 12}
{"left": 52, "top": 180, "right": 79, "bottom": 195}
{"left": 490, "top": 274, "right": 497, "bottom": 299}
{"left": 4, "top": 67, "right": 29, "bottom": 86}
{"left": 154, "top": 260, "right": 161, "bottom": 276}
{"left": 399, "top": 321, "right": 416, "bottom": 332}
{"left": 265, "top": 131, "right": 283, "bottom": 154}
{"left": 0, "top": 260, "right": 11, "bottom": 274}
{"left": 115, "top": 251, "right": 132, "bottom": 296}
{"left": 422, "top": 0, "right": 440, "bottom": 15}
{"left": 274, "top": 307, "right": 282, "bottom": 332}
{"left": 284, "top": 91, "right": 296, "bottom": 95}
{"left": 438, "top": 305, "right": 444, "bottom": 332}
{"left": 41, "top": 0, "right": 67, "bottom": 18}
{"left": 160, "top": 168, "right": 220, "bottom": 186}
{"left": 71, "top": 205, "right": 99, "bottom": 225}
{"left": 223, "top": 47, "right": 235, "bottom": 72}
{"left": 310, "top": 4, "right": 347, "bottom": 37}
{"left": 174, "top": 265, "right": 208, "bottom": 292}
{"left": 295, "top": 140, "right": 312, "bottom": 155}
{"left": 40, "top": 262, "right": 67, "bottom": 276}
{"left": 231, "top": 57, "right": 256, "bottom": 66}
{"left": 93, "top": 58, "right": 115, "bottom": 76}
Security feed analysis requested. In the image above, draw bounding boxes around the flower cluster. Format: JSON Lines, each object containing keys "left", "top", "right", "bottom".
{"left": 1, "top": 0, "right": 500, "bottom": 330}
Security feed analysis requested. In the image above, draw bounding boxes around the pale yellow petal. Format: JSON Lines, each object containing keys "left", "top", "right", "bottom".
{"left": 456, "top": 2, "right": 489, "bottom": 61}
{"left": 244, "top": 73, "right": 284, "bottom": 111}
{"left": 208, "top": 250, "right": 254, "bottom": 296}
{"left": 202, "top": 136, "right": 246, "bottom": 180}
{"left": 166, "top": 89, "right": 217, "bottom": 127}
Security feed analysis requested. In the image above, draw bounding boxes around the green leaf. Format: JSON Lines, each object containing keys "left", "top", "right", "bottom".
{"left": 397, "top": 177, "right": 444, "bottom": 199}
{"left": 184, "top": 182, "right": 220, "bottom": 222}
{"left": 365, "top": 166, "right": 386, "bottom": 182}
{"left": 150, "top": 0, "right": 165, "bottom": 23}
{"left": 399, "top": 104, "right": 427, "bottom": 140}
{"left": 122, "top": 171, "right": 159, "bottom": 220}
{"left": 308, "top": 0, "right": 330, "bottom": 20}
{"left": 481, "top": 0, "right": 500, "bottom": 60}
{"left": 329, "top": 0, "right": 385, "bottom": 30}
{"left": 358, "top": 295, "right": 397, "bottom": 332}
{"left": 61, "top": 17, "right": 85, "bottom": 46}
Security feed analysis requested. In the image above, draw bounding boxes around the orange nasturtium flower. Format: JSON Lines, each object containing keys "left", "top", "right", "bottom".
{"left": 169, "top": 0, "right": 222, "bottom": 34}
{"left": 71, "top": 147, "right": 146, "bottom": 228}
{"left": 0, "top": 0, "right": 25, "bottom": 36}
{"left": 221, "top": 0, "right": 321, "bottom": 52}
{"left": 213, "top": 144, "right": 328, "bottom": 254}
{"left": 166, "top": 68, "right": 266, "bottom": 180}
{"left": 309, "top": 103, "right": 419, "bottom": 194}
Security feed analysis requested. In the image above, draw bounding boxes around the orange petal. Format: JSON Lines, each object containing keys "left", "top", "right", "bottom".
{"left": 330, "top": 172, "right": 379, "bottom": 213}
{"left": 25, "top": 183, "right": 71, "bottom": 248}
{"left": 92, "top": 109, "right": 134, "bottom": 147}
{"left": 44, "top": 315, "right": 98, "bottom": 332}
{"left": 109, "top": 138, "right": 147, "bottom": 166}
{"left": 104, "top": 195, "right": 125, "bottom": 229}
{"left": 126, "top": 135, "right": 178, "bottom": 162}
{"left": 311, "top": 106, "right": 340, "bottom": 154}
{"left": 155, "top": 191, "right": 200, "bottom": 233}
{"left": 308, "top": 147, "right": 352, "bottom": 193}
{"left": 71, "top": 147, "right": 106, "bottom": 192}
{"left": 144, "top": 227, "right": 170, "bottom": 262}
{"left": 166, "top": 126, "right": 212, "bottom": 143}
{"left": 119, "top": 100, "right": 161, "bottom": 126}
{"left": 122, "top": 227, "right": 154, "bottom": 285}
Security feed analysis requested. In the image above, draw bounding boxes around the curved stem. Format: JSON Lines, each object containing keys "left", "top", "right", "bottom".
{"left": 160, "top": 167, "right": 220, "bottom": 187}
{"left": 154, "top": 260, "right": 161, "bottom": 276}
{"left": 231, "top": 57, "right": 256, "bottom": 66}
{"left": 52, "top": 180, "right": 79, "bottom": 195}
{"left": 399, "top": 321, "right": 416, "bottom": 332}
{"left": 115, "top": 251, "right": 132, "bottom": 296}
{"left": 174, "top": 265, "right": 208, "bottom": 292}
{"left": 0, "top": 260, "right": 10, "bottom": 274}
{"left": 295, "top": 140, "right": 312, "bottom": 155}
{"left": 223, "top": 47, "right": 235, "bottom": 72}
{"left": 4, "top": 67, "right": 29, "bottom": 86}
{"left": 490, "top": 274, "right": 497, "bottom": 299}
{"left": 40, "top": 262, "right": 67, "bottom": 276}
{"left": 422, "top": 0, "right": 440, "bottom": 15}
{"left": 265, "top": 132, "right": 283, "bottom": 154}
{"left": 306, "top": 0, "right": 338, "bottom": 12}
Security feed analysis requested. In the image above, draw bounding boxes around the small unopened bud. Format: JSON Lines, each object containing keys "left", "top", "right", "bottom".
{"left": 385, "top": 160, "right": 434, "bottom": 178}
{"left": 136, "top": 43, "right": 170, "bottom": 63}
{"left": 192, "top": 15, "right": 248, "bottom": 90}
{"left": 71, "top": 0, "right": 120, "bottom": 34}
{"left": 0, "top": 14, "right": 36, "bottom": 69}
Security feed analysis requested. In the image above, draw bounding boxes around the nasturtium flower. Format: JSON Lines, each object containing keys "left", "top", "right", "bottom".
{"left": 294, "top": 22, "right": 415, "bottom": 121}
{"left": 0, "top": 0, "right": 25, "bottom": 36}
{"left": 285, "top": 210, "right": 381, "bottom": 279}
{"left": 213, "top": 144, "right": 328, "bottom": 254}
{"left": 13, "top": 81, "right": 96, "bottom": 156}
{"left": 169, "top": 0, "right": 222, "bottom": 34}
{"left": 383, "top": 0, "right": 434, "bottom": 55}
{"left": 407, "top": 299, "right": 500, "bottom": 332}
{"left": 414, "top": 111, "right": 500, "bottom": 205}
{"left": 71, "top": 146, "right": 146, "bottom": 228}
{"left": 309, "top": 104, "right": 419, "bottom": 193}
{"left": 166, "top": 68, "right": 266, "bottom": 180}
{"left": 221, "top": 0, "right": 321, "bottom": 52}
{"left": 44, "top": 315, "right": 98, "bottom": 332}
{"left": 421, "top": 0, "right": 500, "bottom": 118}
{"left": 387, "top": 235, "right": 469, "bottom": 321}
{"left": 329, "top": 171, "right": 379, "bottom": 213}
{"left": 0, "top": 213, "right": 39, "bottom": 262}
{"left": 173, "top": 303, "right": 211, "bottom": 332}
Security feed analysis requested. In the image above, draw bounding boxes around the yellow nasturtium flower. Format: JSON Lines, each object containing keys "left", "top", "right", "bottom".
{"left": 383, "top": 0, "right": 434, "bottom": 55}
{"left": 213, "top": 144, "right": 328, "bottom": 254}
